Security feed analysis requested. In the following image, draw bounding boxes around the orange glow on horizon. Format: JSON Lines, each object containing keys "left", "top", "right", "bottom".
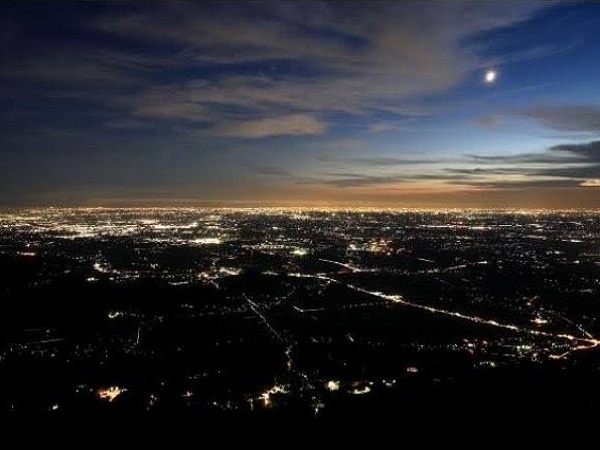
{"left": 72, "top": 184, "right": 600, "bottom": 210}
{"left": 12, "top": 180, "right": 600, "bottom": 211}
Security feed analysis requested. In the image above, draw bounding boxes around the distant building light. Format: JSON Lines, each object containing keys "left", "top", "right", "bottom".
{"left": 259, "top": 392, "right": 272, "bottom": 407}
{"left": 97, "top": 386, "right": 127, "bottom": 402}
{"left": 257, "top": 383, "right": 289, "bottom": 408}
{"left": 17, "top": 251, "right": 36, "bottom": 257}
{"left": 107, "top": 311, "right": 123, "bottom": 320}
{"left": 325, "top": 380, "right": 340, "bottom": 391}
{"left": 351, "top": 386, "right": 371, "bottom": 395}
{"left": 218, "top": 267, "right": 242, "bottom": 276}
{"left": 192, "top": 237, "right": 221, "bottom": 245}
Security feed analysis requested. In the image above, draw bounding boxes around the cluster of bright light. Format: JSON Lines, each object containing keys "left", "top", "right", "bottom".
{"left": 325, "top": 380, "right": 340, "bottom": 391}
{"left": 192, "top": 237, "right": 221, "bottom": 245}
{"left": 351, "top": 386, "right": 371, "bottom": 395}
{"left": 257, "top": 384, "right": 289, "bottom": 407}
{"left": 218, "top": 267, "right": 242, "bottom": 276}
{"left": 97, "top": 386, "right": 127, "bottom": 402}
{"left": 300, "top": 269, "right": 600, "bottom": 361}
{"left": 259, "top": 392, "right": 272, "bottom": 407}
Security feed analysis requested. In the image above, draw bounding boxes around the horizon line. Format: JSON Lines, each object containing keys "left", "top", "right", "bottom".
{"left": 2, "top": 205, "right": 600, "bottom": 213}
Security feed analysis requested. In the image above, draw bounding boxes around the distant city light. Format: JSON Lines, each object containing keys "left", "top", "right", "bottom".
{"left": 193, "top": 237, "right": 221, "bottom": 245}
{"left": 351, "top": 386, "right": 371, "bottom": 395}
{"left": 2, "top": 206, "right": 600, "bottom": 424}
{"left": 257, "top": 384, "right": 288, "bottom": 408}
{"left": 97, "top": 386, "right": 127, "bottom": 402}
{"left": 107, "top": 311, "right": 123, "bottom": 320}
{"left": 259, "top": 392, "right": 272, "bottom": 407}
{"left": 326, "top": 380, "right": 340, "bottom": 391}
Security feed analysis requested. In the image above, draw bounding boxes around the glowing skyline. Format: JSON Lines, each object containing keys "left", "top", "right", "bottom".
{"left": 1, "top": 1, "right": 600, "bottom": 208}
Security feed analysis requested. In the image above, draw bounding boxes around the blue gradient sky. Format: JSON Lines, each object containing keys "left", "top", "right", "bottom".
{"left": 2, "top": 1, "right": 600, "bottom": 207}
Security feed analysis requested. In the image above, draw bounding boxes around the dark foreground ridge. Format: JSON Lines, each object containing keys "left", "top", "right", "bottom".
{"left": 4, "top": 365, "right": 600, "bottom": 447}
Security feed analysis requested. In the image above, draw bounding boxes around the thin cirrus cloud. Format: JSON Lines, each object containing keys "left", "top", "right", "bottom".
{"left": 458, "top": 140, "right": 600, "bottom": 188}
{"left": 476, "top": 105, "right": 600, "bottom": 135}
{"left": 467, "top": 140, "right": 600, "bottom": 165}
{"left": 317, "top": 154, "right": 444, "bottom": 166}
{"left": 521, "top": 105, "right": 600, "bottom": 133}
{"left": 249, "top": 166, "right": 293, "bottom": 177}
{"left": 466, "top": 106, "right": 600, "bottom": 189}
{"left": 307, "top": 139, "right": 600, "bottom": 189}
{"left": 5, "top": 1, "right": 599, "bottom": 207}
{"left": 343, "top": 156, "right": 445, "bottom": 166}
{"left": 473, "top": 116, "right": 499, "bottom": 130}
{"left": 1, "top": 1, "right": 548, "bottom": 136}
{"left": 304, "top": 173, "right": 408, "bottom": 188}
{"left": 299, "top": 170, "right": 476, "bottom": 188}
{"left": 211, "top": 114, "right": 326, "bottom": 138}
{"left": 550, "top": 140, "right": 600, "bottom": 159}
{"left": 581, "top": 179, "right": 600, "bottom": 187}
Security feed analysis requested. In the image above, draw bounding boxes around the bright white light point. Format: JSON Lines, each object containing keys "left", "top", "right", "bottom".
{"left": 97, "top": 386, "right": 127, "bottom": 402}
{"left": 484, "top": 70, "right": 497, "bottom": 83}
{"left": 351, "top": 386, "right": 371, "bottom": 395}
{"left": 326, "top": 380, "right": 340, "bottom": 391}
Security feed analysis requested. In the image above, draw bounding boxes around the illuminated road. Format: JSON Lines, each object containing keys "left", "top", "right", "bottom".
{"left": 244, "top": 296, "right": 284, "bottom": 342}
{"left": 288, "top": 272, "right": 600, "bottom": 359}
{"left": 244, "top": 295, "right": 295, "bottom": 372}
{"left": 318, "top": 258, "right": 363, "bottom": 272}
{"left": 541, "top": 308, "right": 595, "bottom": 340}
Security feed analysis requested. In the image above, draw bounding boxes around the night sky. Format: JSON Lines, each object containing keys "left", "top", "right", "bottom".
{"left": 2, "top": 1, "right": 600, "bottom": 208}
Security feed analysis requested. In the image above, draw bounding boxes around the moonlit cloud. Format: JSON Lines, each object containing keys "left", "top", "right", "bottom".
{"left": 1, "top": 1, "right": 550, "bottom": 132}
{"left": 2, "top": 1, "right": 600, "bottom": 208}
{"left": 474, "top": 116, "right": 499, "bottom": 130}
{"left": 318, "top": 155, "right": 444, "bottom": 166}
{"left": 45, "top": 1, "right": 549, "bottom": 133}
{"left": 303, "top": 137, "right": 600, "bottom": 190}
{"left": 522, "top": 105, "right": 600, "bottom": 133}
{"left": 550, "top": 140, "right": 600, "bottom": 159}
{"left": 212, "top": 114, "right": 326, "bottom": 138}
{"left": 456, "top": 139, "right": 600, "bottom": 189}
{"left": 250, "top": 166, "right": 292, "bottom": 176}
